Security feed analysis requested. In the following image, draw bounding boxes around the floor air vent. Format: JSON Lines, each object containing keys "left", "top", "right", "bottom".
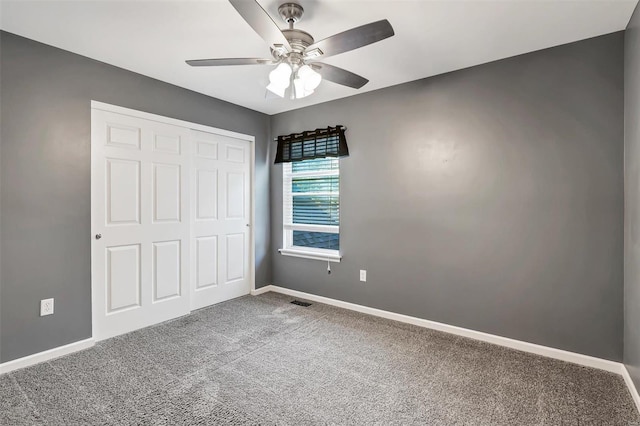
{"left": 291, "top": 300, "right": 312, "bottom": 307}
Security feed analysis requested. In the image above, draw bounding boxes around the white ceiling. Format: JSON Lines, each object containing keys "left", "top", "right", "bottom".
{"left": 1, "top": 0, "right": 638, "bottom": 115}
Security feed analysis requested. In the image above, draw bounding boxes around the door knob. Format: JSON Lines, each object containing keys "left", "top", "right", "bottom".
{"left": 95, "top": 234, "right": 102, "bottom": 240}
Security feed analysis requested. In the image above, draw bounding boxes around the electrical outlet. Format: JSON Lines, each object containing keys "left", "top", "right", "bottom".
{"left": 40, "top": 298, "right": 54, "bottom": 316}
{"left": 360, "top": 270, "right": 367, "bottom": 282}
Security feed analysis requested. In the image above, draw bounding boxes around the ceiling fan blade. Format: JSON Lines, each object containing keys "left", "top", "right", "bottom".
{"left": 186, "top": 58, "right": 276, "bottom": 66}
{"left": 229, "top": 0, "right": 291, "bottom": 51}
{"left": 305, "top": 19, "right": 394, "bottom": 59}
{"left": 310, "top": 63, "right": 369, "bottom": 89}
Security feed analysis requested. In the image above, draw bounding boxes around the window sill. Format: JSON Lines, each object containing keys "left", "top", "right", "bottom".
{"left": 279, "top": 248, "right": 342, "bottom": 263}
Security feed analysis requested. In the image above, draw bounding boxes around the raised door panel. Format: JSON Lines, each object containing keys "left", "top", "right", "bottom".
{"left": 226, "top": 233, "right": 245, "bottom": 283}
{"left": 153, "top": 133, "right": 181, "bottom": 155}
{"left": 226, "top": 172, "right": 245, "bottom": 219}
{"left": 196, "top": 236, "right": 217, "bottom": 289}
{"left": 107, "top": 159, "right": 140, "bottom": 225}
{"left": 107, "top": 123, "right": 141, "bottom": 150}
{"left": 196, "top": 169, "right": 218, "bottom": 220}
{"left": 196, "top": 141, "right": 218, "bottom": 159}
{"left": 225, "top": 145, "right": 245, "bottom": 163}
{"left": 153, "top": 163, "right": 181, "bottom": 223}
{"left": 107, "top": 244, "right": 141, "bottom": 312}
{"left": 153, "top": 241, "right": 181, "bottom": 301}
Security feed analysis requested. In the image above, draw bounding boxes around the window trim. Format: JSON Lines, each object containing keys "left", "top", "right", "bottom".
{"left": 281, "top": 159, "right": 341, "bottom": 262}
{"left": 278, "top": 248, "right": 342, "bottom": 262}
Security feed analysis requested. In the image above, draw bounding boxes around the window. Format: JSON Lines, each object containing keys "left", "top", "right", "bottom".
{"left": 280, "top": 157, "right": 341, "bottom": 262}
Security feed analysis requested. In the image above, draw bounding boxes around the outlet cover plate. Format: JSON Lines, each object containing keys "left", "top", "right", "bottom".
{"left": 40, "top": 298, "right": 54, "bottom": 316}
{"left": 360, "top": 270, "right": 367, "bottom": 282}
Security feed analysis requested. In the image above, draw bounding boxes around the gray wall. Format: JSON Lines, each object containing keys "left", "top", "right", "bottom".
{"left": 271, "top": 32, "right": 625, "bottom": 361}
{"left": 0, "top": 28, "right": 627, "bottom": 364}
{"left": 0, "top": 31, "right": 272, "bottom": 362}
{"left": 625, "top": 2, "right": 640, "bottom": 389}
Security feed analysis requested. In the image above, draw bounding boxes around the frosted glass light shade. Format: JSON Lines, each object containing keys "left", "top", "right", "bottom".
{"left": 293, "top": 65, "right": 322, "bottom": 99}
{"left": 298, "top": 65, "right": 321, "bottom": 90}
{"left": 293, "top": 77, "right": 311, "bottom": 98}
{"left": 267, "top": 82, "right": 287, "bottom": 98}
{"left": 267, "top": 63, "right": 292, "bottom": 98}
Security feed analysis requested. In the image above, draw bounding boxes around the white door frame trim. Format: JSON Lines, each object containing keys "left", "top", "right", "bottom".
{"left": 90, "top": 100, "right": 256, "bottom": 340}
{"left": 91, "top": 101, "right": 255, "bottom": 143}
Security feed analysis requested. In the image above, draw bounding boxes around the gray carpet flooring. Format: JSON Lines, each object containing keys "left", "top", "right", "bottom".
{"left": 1, "top": 291, "right": 639, "bottom": 425}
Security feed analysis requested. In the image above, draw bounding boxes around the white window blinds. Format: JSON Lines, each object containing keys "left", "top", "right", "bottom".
{"left": 283, "top": 157, "right": 340, "bottom": 254}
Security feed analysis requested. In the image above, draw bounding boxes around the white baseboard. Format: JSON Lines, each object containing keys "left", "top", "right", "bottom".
{"left": 261, "top": 285, "right": 622, "bottom": 374}
{"left": 251, "top": 286, "right": 272, "bottom": 296}
{"left": 2, "top": 289, "right": 636, "bottom": 414}
{"left": 622, "top": 365, "right": 640, "bottom": 413}
{"left": 0, "top": 338, "right": 95, "bottom": 375}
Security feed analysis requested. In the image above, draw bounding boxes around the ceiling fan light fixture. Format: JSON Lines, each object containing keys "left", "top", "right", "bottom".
{"left": 291, "top": 64, "right": 322, "bottom": 99}
{"left": 267, "top": 63, "right": 292, "bottom": 97}
{"left": 267, "top": 82, "right": 287, "bottom": 98}
{"left": 298, "top": 65, "right": 321, "bottom": 89}
{"left": 292, "top": 64, "right": 321, "bottom": 99}
{"left": 293, "top": 77, "right": 313, "bottom": 99}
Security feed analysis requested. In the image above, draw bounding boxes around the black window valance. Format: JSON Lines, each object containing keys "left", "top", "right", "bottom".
{"left": 274, "top": 125, "right": 349, "bottom": 164}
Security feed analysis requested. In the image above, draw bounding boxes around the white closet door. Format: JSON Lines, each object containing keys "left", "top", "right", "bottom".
{"left": 91, "top": 109, "right": 190, "bottom": 340}
{"left": 191, "top": 130, "right": 251, "bottom": 310}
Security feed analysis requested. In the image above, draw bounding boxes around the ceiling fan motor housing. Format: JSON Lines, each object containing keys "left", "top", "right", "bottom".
{"left": 282, "top": 29, "right": 314, "bottom": 53}
{"left": 278, "top": 2, "right": 304, "bottom": 24}
{"left": 274, "top": 2, "right": 315, "bottom": 61}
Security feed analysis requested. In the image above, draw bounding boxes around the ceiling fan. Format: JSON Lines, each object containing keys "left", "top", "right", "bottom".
{"left": 186, "top": 0, "right": 395, "bottom": 100}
